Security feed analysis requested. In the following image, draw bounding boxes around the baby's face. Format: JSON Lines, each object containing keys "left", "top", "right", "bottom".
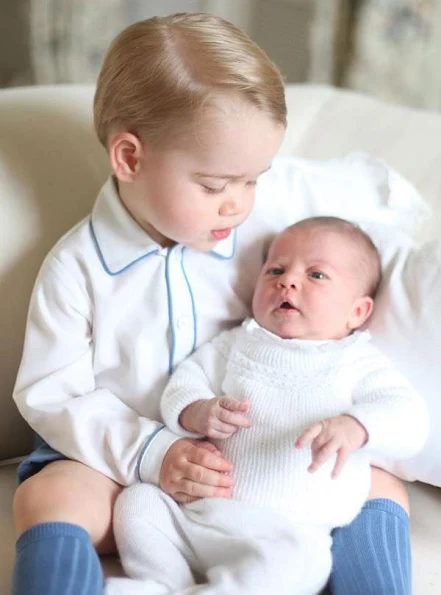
{"left": 252, "top": 227, "right": 372, "bottom": 340}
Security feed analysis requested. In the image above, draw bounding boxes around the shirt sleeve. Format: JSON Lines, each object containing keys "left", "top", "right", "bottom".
{"left": 161, "top": 330, "right": 235, "bottom": 437}
{"left": 347, "top": 345, "right": 429, "bottom": 460}
{"left": 13, "top": 256, "right": 179, "bottom": 487}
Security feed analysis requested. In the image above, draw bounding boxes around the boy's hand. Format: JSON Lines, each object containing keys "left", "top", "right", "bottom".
{"left": 295, "top": 414, "right": 368, "bottom": 478}
{"left": 160, "top": 438, "right": 234, "bottom": 503}
{"left": 179, "top": 397, "right": 252, "bottom": 439}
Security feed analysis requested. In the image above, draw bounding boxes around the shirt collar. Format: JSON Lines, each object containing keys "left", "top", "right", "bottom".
{"left": 243, "top": 318, "right": 371, "bottom": 351}
{"left": 90, "top": 176, "right": 235, "bottom": 275}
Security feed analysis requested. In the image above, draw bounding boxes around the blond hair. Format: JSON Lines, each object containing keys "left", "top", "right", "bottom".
{"left": 285, "top": 216, "right": 382, "bottom": 298}
{"left": 94, "top": 13, "right": 286, "bottom": 149}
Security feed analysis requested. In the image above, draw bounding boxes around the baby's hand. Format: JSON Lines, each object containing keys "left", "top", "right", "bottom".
{"left": 295, "top": 414, "right": 368, "bottom": 478}
{"left": 179, "top": 397, "right": 251, "bottom": 439}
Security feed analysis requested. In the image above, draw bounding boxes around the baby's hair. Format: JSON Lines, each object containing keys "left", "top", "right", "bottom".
{"left": 285, "top": 216, "right": 382, "bottom": 298}
{"left": 94, "top": 13, "right": 286, "bottom": 149}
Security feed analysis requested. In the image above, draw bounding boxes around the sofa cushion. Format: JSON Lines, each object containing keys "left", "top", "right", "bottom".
{"left": 0, "top": 85, "right": 109, "bottom": 461}
{"left": 368, "top": 237, "right": 441, "bottom": 487}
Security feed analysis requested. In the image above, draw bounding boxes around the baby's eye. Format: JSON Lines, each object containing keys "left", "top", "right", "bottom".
{"left": 267, "top": 267, "right": 284, "bottom": 275}
{"left": 201, "top": 184, "right": 225, "bottom": 194}
{"left": 308, "top": 271, "right": 327, "bottom": 280}
{"left": 246, "top": 180, "right": 257, "bottom": 187}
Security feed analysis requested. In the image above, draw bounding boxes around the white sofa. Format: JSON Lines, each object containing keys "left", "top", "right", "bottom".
{"left": 1, "top": 83, "right": 441, "bottom": 594}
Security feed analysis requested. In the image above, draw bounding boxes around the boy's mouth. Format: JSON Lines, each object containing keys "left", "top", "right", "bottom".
{"left": 211, "top": 228, "right": 231, "bottom": 240}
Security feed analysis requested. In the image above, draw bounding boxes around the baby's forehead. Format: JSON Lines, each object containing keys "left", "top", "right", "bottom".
{"left": 269, "top": 227, "right": 355, "bottom": 257}
{"left": 268, "top": 227, "right": 369, "bottom": 273}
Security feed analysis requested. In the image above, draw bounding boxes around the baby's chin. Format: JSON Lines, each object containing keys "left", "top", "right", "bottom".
{"left": 254, "top": 316, "right": 303, "bottom": 340}
{"left": 254, "top": 316, "right": 347, "bottom": 341}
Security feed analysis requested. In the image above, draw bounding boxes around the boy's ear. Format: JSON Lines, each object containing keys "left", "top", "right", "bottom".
{"left": 347, "top": 296, "right": 374, "bottom": 331}
{"left": 109, "top": 132, "right": 144, "bottom": 183}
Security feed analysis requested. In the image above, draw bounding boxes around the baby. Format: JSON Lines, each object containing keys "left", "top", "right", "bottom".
{"left": 107, "top": 217, "right": 428, "bottom": 595}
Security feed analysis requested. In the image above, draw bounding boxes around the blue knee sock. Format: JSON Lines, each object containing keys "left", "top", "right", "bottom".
{"left": 12, "top": 522, "right": 103, "bottom": 595}
{"left": 330, "top": 498, "right": 411, "bottom": 595}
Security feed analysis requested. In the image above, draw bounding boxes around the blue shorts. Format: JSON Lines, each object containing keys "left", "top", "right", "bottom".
{"left": 17, "top": 435, "right": 67, "bottom": 484}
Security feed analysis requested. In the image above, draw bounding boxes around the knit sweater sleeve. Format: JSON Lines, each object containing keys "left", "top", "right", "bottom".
{"left": 160, "top": 328, "right": 237, "bottom": 437}
{"left": 347, "top": 344, "right": 429, "bottom": 459}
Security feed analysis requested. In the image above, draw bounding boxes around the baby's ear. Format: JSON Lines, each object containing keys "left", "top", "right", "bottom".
{"left": 348, "top": 296, "right": 374, "bottom": 331}
{"left": 109, "top": 132, "right": 143, "bottom": 182}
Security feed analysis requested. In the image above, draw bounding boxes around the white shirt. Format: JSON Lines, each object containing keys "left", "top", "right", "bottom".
{"left": 13, "top": 154, "right": 420, "bottom": 486}
{"left": 162, "top": 320, "right": 428, "bottom": 527}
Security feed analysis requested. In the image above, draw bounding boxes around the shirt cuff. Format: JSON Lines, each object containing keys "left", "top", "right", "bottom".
{"left": 136, "top": 426, "right": 181, "bottom": 485}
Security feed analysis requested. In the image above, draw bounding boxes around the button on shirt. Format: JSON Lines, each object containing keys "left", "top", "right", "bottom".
{"left": 13, "top": 154, "right": 406, "bottom": 486}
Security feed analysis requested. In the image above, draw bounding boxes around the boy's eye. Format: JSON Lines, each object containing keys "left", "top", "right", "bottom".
{"left": 201, "top": 184, "right": 225, "bottom": 194}
{"left": 308, "top": 271, "right": 327, "bottom": 280}
{"left": 267, "top": 267, "right": 284, "bottom": 275}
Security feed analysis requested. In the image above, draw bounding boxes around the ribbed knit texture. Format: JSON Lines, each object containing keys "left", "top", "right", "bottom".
{"left": 330, "top": 498, "right": 411, "bottom": 595}
{"left": 213, "top": 326, "right": 371, "bottom": 528}
{"left": 159, "top": 319, "right": 424, "bottom": 592}
{"left": 12, "top": 522, "right": 103, "bottom": 595}
{"left": 108, "top": 484, "right": 332, "bottom": 594}
{"left": 163, "top": 320, "right": 425, "bottom": 528}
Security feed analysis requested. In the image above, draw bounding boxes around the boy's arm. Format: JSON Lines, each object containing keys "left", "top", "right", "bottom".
{"left": 13, "top": 257, "right": 180, "bottom": 488}
{"left": 347, "top": 345, "right": 429, "bottom": 460}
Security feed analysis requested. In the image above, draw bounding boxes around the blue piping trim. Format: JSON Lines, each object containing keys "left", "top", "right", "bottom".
{"left": 136, "top": 425, "right": 165, "bottom": 482}
{"left": 165, "top": 247, "right": 176, "bottom": 375}
{"left": 181, "top": 248, "right": 197, "bottom": 353}
{"left": 209, "top": 228, "right": 237, "bottom": 260}
{"left": 89, "top": 219, "right": 158, "bottom": 276}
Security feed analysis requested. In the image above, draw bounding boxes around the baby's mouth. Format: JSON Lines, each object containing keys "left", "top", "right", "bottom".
{"left": 280, "top": 301, "right": 294, "bottom": 309}
{"left": 278, "top": 300, "right": 299, "bottom": 313}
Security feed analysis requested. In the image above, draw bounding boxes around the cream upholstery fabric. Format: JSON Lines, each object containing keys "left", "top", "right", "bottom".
{"left": 0, "top": 85, "right": 109, "bottom": 460}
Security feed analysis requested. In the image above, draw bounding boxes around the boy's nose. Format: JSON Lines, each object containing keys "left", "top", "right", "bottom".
{"left": 219, "top": 196, "right": 241, "bottom": 217}
{"left": 219, "top": 188, "right": 250, "bottom": 217}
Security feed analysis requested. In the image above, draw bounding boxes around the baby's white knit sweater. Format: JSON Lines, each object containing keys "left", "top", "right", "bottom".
{"left": 162, "top": 319, "right": 427, "bottom": 529}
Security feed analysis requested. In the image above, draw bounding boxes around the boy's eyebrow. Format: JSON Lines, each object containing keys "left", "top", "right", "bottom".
{"left": 194, "top": 165, "right": 272, "bottom": 180}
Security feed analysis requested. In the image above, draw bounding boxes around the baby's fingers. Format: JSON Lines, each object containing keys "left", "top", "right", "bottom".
{"left": 219, "top": 396, "right": 250, "bottom": 413}
{"left": 218, "top": 397, "right": 252, "bottom": 429}
{"left": 331, "top": 448, "right": 348, "bottom": 479}
{"left": 218, "top": 408, "right": 251, "bottom": 429}
{"left": 308, "top": 439, "right": 337, "bottom": 473}
{"left": 295, "top": 422, "right": 323, "bottom": 448}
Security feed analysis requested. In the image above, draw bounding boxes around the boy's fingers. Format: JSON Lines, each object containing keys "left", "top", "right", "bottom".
{"left": 208, "top": 430, "right": 236, "bottom": 440}
{"left": 182, "top": 479, "right": 232, "bottom": 499}
{"left": 195, "top": 440, "right": 220, "bottom": 454}
{"left": 185, "top": 462, "right": 234, "bottom": 488}
{"left": 173, "top": 493, "right": 199, "bottom": 504}
{"left": 296, "top": 422, "right": 323, "bottom": 448}
{"left": 188, "top": 443, "right": 233, "bottom": 472}
{"left": 173, "top": 483, "right": 233, "bottom": 502}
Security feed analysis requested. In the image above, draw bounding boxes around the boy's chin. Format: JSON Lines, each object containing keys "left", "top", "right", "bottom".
{"left": 185, "top": 238, "right": 219, "bottom": 252}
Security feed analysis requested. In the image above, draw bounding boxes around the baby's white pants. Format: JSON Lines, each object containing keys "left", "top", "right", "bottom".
{"left": 105, "top": 483, "right": 332, "bottom": 595}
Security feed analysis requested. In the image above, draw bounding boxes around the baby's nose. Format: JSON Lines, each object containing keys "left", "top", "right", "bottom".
{"left": 278, "top": 272, "right": 300, "bottom": 289}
